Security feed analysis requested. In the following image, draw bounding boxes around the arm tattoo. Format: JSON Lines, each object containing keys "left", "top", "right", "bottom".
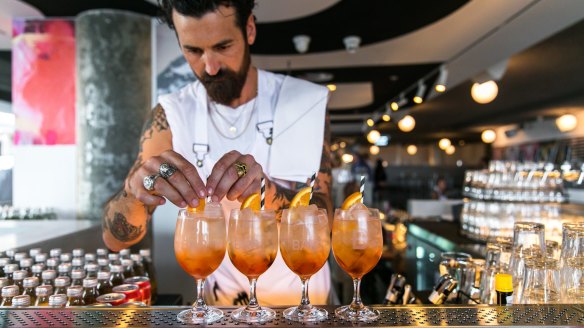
{"left": 105, "top": 213, "right": 144, "bottom": 242}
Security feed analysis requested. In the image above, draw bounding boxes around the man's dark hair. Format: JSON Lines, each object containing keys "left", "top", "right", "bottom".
{"left": 158, "top": 0, "right": 255, "bottom": 36}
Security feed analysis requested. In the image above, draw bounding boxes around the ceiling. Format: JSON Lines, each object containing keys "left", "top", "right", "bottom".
{"left": 1, "top": 0, "right": 584, "bottom": 143}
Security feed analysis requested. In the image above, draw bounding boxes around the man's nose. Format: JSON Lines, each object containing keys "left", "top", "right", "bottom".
{"left": 203, "top": 53, "right": 221, "bottom": 76}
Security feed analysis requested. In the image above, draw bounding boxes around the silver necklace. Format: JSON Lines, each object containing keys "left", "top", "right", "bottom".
{"left": 208, "top": 97, "right": 257, "bottom": 140}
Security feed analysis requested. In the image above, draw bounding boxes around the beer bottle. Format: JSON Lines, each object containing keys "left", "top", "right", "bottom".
{"left": 32, "top": 264, "right": 44, "bottom": 280}
{"left": 85, "top": 264, "right": 99, "bottom": 279}
{"left": 84, "top": 253, "right": 96, "bottom": 264}
{"left": 57, "top": 263, "right": 72, "bottom": 278}
{"left": 53, "top": 277, "right": 71, "bottom": 295}
{"left": 110, "top": 265, "right": 125, "bottom": 287}
{"left": 0, "top": 285, "right": 18, "bottom": 306}
{"left": 72, "top": 248, "right": 85, "bottom": 259}
{"left": 3, "top": 264, "right": 19, "bottom": 285}
{"left": 0, "top": 258, "right": 9, "bottom": 277}
{"left": 60, "top": 253, "right": 72, "bottom": 263}
{"left": 72, "top": 258, "right": 85, "bottom": 271}
{"left": 97, "top": 271, "right": 113, "bottom": 295}
{"left": 122, "top": 259, "right": 135, "bottom": 278}
{"left": 46, "top": 258, "right": 59, "bottom": 271}
{"left": 70, "top": 270, "right": 85, "bottom": 287}
{"left": 97, "top": 259, "right": 110, "bottom": 272}
{"left": 82, "top": 278, "right": 99, "bottom": 305}
{"left": 48, "top": 294, "right": 67, "bottom": 308}
{"left": 131, "top": 254, "right": 146, "bottom": 276}
{"left": 96, "top": 248, "right": 108, "bottom": 260}
{"left": 42, "top": 270, "right": 57, "bottom": 287}
{"left": 28, "top": 248, "right": 42, "bottom": 258}
{"left": 35, "top": 253, "right": 48, "bottom": 265}
{"left": 19, "top": 258, "right": 33, "bottom": 277}
{"left": 22, "top": 277, "right": 39, "bottom": 305}
{"left": 12, "top": 270, "right": 27, "bottom": 294}
{"left": 108, "top": 253, "right": 121, "bottom": 266}
{"left": 140, "top": 249, "right": 157, "bottom": 303}
{"left": 12, "top": 295, "right": 30, "bottom": 308}
{"left": 119, "top": 249, "right": 131, "bottom": 260}
{"left": 13, "top": 252, "right": 26, "bottom": 263}
{"left": 35, "top": 285, "right": 53, "bottom": 306}
{"left": 5, "top": 249, "right": 16, "bottom": 262}
{"left": 66, "top": 286, "right": 85, "bottom": 306}
{"left": 49, "top": 248, "right": 62, "bottom": 259}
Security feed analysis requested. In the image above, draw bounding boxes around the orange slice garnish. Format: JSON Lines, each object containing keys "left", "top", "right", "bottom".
{"left": 341, "top": 191, "right": 363, "bottom": 210}
{"left": 186, "top": 199, "right": 205, "bottom": 213}
{"left": 290, "top": 187, "right": 312, "bottom": 208}
{"left": 241, "top": 193, "right": 261, "bottom": 211}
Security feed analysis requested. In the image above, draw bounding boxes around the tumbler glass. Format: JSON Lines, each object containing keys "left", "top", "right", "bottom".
{"left": 520, "top": 258, "right": 560, "bottom": 304}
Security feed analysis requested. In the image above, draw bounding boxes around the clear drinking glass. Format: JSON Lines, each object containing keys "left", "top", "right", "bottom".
{"left": 560, "top": 223, "right": 584, "bottom": 303}
{"left": 174, "top": 204, "right": 226, "bottom": 324}
{"left": 520, "top": 258, "right": 560, "bottom": 304}
{"left": 439, "top": 252, "right": 472, "bottom": 299}
{"left": 280, "top": 206, "right": 330, "bottom": 322}
{"left": 509, "top": 222, "right": 545, "bottom": 303}
{"left": 228, "top": 208, "right": 278, "bottom": 323}
{"left": 332, "top": 205, "right": 383, "bottom": 322}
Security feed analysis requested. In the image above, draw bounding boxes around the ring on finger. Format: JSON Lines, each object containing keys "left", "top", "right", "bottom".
{"left": 234, "top": 161, "right": 248, "bottom": 178}
{"left": 159, "top": 163, "right": 178, "bottom": 179}
{"left": 143, "top": 174, "right": 161, "bottom": 191}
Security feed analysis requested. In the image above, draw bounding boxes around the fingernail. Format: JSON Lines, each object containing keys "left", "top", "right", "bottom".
{"left": 211, "top": 195, "right": 219, "bottom": 202}
{"left": 160, "top": 199, "right": 166, "bottom": 205}
{"left": 191, "top": 199, "right": 199, "bottom": 207}
{"left": 199, "top": 190, "right": 206, "bottom": 198}
{"left": 207, "top": 187, "right": 213, "bottom": 195}
{"left": 180, "top": 201, "right": 187, "bottom": 208}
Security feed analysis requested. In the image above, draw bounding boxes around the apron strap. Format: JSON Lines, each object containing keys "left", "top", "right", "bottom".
{"left": 193, "top": 89, "right": 210, "bottom": 168}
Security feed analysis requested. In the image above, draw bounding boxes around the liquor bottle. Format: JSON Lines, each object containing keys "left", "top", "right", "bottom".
{"left": 41, "top": 270, "right": 57, "bottom": 287}
{"left": 13, "top": 270, "right": 27, "bottom": 294}
{"left": 3, "top": 264, "right": 19, "bottom": 285}
{"left": 31, "top": 264, "right": 44, "bottom": 280}
{"left": 97, "top": 259, "right": 110, "bottom": 272}
{"left": 22, "top": 277, "right": 39, "bottom": 305}
{"left": 28, "top": 248, "right": 42, "bottom": 258}
{"left": 0, "top": 285, "right": 18, "bottom": 306}
{"left": 96, "top": 248, "right": 109, "bottom": 260}
{"left": 84, "top": 253, "right": 96, "bottom": 264}
{"left": 60, "top": 253, "right": 72, "bottom": 263}
{"left": 35, "top": 253, "right": 48, "bottom": 264}
{"left": 70, "top": 270, "right": 86, "bottom": 286}
{"left": 57, "top": 263, "right": 72, "bottom": 278}
{"left": 110, "top": 265, "right": 125, "bottom": 287}
{"left": 35, "top": 285, "right": 53, "bottom": 306}
{"left": 495, "top": 273, "right": 513, "bottom": 305}
{"left": 72, "top": 248, "right": 85, "bottom": 259}
{"left": 130, "top": 254, "right": 146, "bottom": 276}
{"left": 46, "top": 258, "right": 59, "bottom": 271}
{"left": 49, "top": 248, "right": 62, "bottom": 259}
{"left": 85, "top": 264, "right": 99, "bottom": 278}
{"left": 19, "top": 258, "right": 33, "bottom": 277}
{"left": 140, "top": 249, "right": 157, "bottom": 303}
{"left": 48, "top": 294, "right": 67, "bottom": 308}
{"left": 0, "top": 258, "right": 9, "bottom": 277}
{"left": 119, "top": 249, "right": 131, "bottom": 259}
{"left": 121, "top": 259, "right": 135, "bottom": 278}
{"left": 66, "top": 286, "right": 85, "bottom": 306}
{"left": 53, "top": 277, "right": 71, "bottom": 295}
{"left": 97, "top": 271, "right": 113, "bottom": 295}
{"left": 82, "top": 278, "right": 99, "bottom": 305}
{"left": 108, "top": 253, "right": 121, "bottom": 266}
{"left": 12, "top": 295, "right": 30, "bottom": 308}
{"left": 72, "top": 258, "right": 85, "bottom": 271}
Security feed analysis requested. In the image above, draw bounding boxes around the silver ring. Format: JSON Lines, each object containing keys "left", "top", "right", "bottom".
{"left": 159, "top": 163, "right": 177, "bottom": 179}
{"left": 143, "top": 174, "right": 160, "bottom": 191}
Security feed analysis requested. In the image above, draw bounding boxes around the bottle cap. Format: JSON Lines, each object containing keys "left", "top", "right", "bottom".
{"left": 72, "top": 249, "right": 85, "bottom": 258}
{"left": 67, "top": 286, "right": 83, "bottom": 297}
{"left": 72, "top": 258, "right": 84, "bottom": 267}
{"left": 121, "top": 259, "right": 133, "bottom": 267}
{"left": 13, "top": 270, "right": 28, "bottom": 280}
{"left": 5, "top": 249, "right": 16, "bottom": 258}
{"left": 495, "top": 273, "right": 513, "bottom": 293}
{"left": 4, "top": 264, "right": 19, "bottom": 274}
{"left": 29, "top": 248, "right": 42, "bottom": 257}
{"left": 35, "top": 253, "right": 48, "bottom": 263}
{"left": 97, "top": 271, "right": 111, "bottom": 280}
{"left": 85, "top": 263, "right": 98, "bottom": 272}
{"left": 139, "top": 249, "right": 150, "bottom": 257}
{"left": 49, "top": 248, "right": 62, "bottom": 258}
{"left": 54, "top": 277, "right": 71, "bottom": 287}
{"left": 130, "top": 254, "right": 142, "bottom": 263}
{"left": 97, "top": 259, "right": 110, "bottom": 267}
{"left": 49, "top": 294, "right": 67, "bottom": 306}
{"left": 20, "top": 258, "right": 33, "bottom": 268}
{"left": 1, "top": 285, "right": 19, "bottom": 297}
{"left": 0, "top": 258, "right": 9, "bottom": 266}
{"left": 42, "top": 270, "right": 57, "bottom": 280}
{"left": 13, "top": 295, "right": 31, "bottom": 307}
{"left": 14, "top": 252, "right": 27, "bottom": 262}
{"left": 96, "top": 248, "right": 108, "bottom": 257}
{"left": 71, "top": 270, "right": 85, "bottom": 280}
{"left": 83, "top": 278, "right": 98, "bottom": 288}
{"left": 85, "top": 253, "right": 96, "bottom": 262}
{"left": 119, "top": 249, "right": 130, "bottom": 257}
{"left": 23, "top": 277, "right": 39, "bottom": 288}
{"left": 32, "top": 264, "right": 44, "bottom": 274}
{"left": 58, "top": 263, "right": 71, "bottom": 273}
{"left": 36, "top": 285, "right": 53, "bottom": 296}
{"left": 46, "top": 258, "right": 59, "bottom": 267}
{"left": 60, "top": 253, "right": 72, "bottom": 262}
{"left": 111, "top": 265, "right": 123, "bottom": 273}
{"left": 108, "top": 253, "right": 120, "bottom": 261}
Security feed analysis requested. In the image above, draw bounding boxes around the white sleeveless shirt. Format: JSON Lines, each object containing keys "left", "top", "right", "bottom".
{"left": 159, "top": 70, "right": 331, "bottom": 306}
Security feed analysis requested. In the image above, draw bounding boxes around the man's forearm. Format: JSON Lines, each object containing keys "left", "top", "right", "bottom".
{"left": 102, "top": 187, "right": 152, "bottom": 251}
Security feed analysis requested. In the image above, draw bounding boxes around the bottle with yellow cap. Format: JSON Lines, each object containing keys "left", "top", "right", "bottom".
{"left": 495, "top": 273, "right": 513, "bottom": 305}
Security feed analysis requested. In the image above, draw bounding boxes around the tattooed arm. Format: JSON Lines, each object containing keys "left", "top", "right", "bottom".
{"left": 265, "top": 113, "right": 333, "bottom": 224}
{"left": 102, "top": 104, "right": 173, "bottom": 251}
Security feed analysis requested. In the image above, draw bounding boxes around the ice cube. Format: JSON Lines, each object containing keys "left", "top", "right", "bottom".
{"left": 239, "top": 207, "right": 255, "bottom": 220}
{"left": 204, "top": 201, "right": 223, "bottom": 217}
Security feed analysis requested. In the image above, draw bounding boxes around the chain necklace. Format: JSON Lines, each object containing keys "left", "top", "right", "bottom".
{"left": 208, "top": 96, "right": 257, "bottom": 140}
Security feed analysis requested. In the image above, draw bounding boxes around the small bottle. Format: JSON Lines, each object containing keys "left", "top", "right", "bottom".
{"left": 66, "top": 286, "right": 85, "bottom": 306}
{"left": 97, "top": 271, "right": 113, "bottom": 295}
{"left": 31, "top": 264, "right": 44, "bottom": 280}
{"left": 119, "top": 249, "right": 131, "bottom": 259}
{"left": 140, "top": 249, "right": 157, "bottom": 303}
{"left": 41, "top": 270, "right": 57, "bottom": 287}
{"left": 35, "top": 285, "right": 53, "bottom": 306}
{"left": 3, "top": 264, "right": 19, "bottom": 285}
{"left": 72, "top": 248, "right": 85, "bottom": 259}
{"left": 12, "top": 295, "right": 30, "bottom": 308}
{"left": 13, "top": 270, "right": 27, "bottom": 294}
{"left": 46, "top": 258, "right": 59, "bottom": 271}
{"left": 53, "top": 277, "right": 71, "bottom": 295}
{"left": 0, "top": 258, "right": 10, "bottom": 277}
{"left": 110, "top": 265, "right": 125, "bottom": 287}
{"left": 28, "top": 248, "right": 42, "bottom": 258}
{"left": 108, "top": 253, "right": 121, "bottom": 266}
{"left": 96, "top": 248, "right": 109, "bottom": 260}
{"left": 48, "top": 294, "right": 67, "bottom": 308}
{"left": 130, "top": 254, "right": 146, "bottom": 276}
{"left": 122, "top": 259, "right": 135, "bottom": 278}
{"left": 495, "top": 273, "right": 513, "bottom": 305}
{"left": 72, "top": 258, "right": 85, "bottom": 271}
{"left": 60, "top": 253, "right": 72, "bottom": 263}
{"left": 82, "top": 278, "right": 99, "bottom": 305}
{"left": 35, "top": 253, "right": 48, "bottom": 264}
{"left": 97, "top": 259, "right": 110, "bottom": 272}
{"left": 84, "top": 253, "right": 96, "bottom": 264}
{"left": 14, "top": 252, "right": 27, "bottom": 263}
{"left": 85, "top": 264, "right": 99, "bottom": 279}
{"left": 49, "top": 248, "right": 62, "bottom": 259}
{"left": 22, "top": 277, "right": 39, "bottom": 305}
{"left": 5, "top": 250, "right": 16, "bottom": 262}
{"left": 58, "top": 263, "right": 72, "bottom": 278}
{"left": 0, "top": 285, "right": 19, "bottom": 306}
{"left": 70, "top": 270, "right": 86, "bottom": 286}
{"left": 19, "top": 258, "right": 33, "bottom": 277}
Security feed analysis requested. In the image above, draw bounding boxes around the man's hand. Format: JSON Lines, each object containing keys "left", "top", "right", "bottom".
{"left": 206, "top": 150, "right": 264, "bottom": 203}
{"left": 126, "top": 150, "right": 207, "bottom": 208}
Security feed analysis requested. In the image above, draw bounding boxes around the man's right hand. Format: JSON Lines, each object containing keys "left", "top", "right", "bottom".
{"left": 126, "top": 150, "right": 207, "bottom": 208}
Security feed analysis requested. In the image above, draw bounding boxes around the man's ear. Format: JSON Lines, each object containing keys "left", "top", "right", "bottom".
{"left": 246, "top": 14, "right": 256, "bottom": 45}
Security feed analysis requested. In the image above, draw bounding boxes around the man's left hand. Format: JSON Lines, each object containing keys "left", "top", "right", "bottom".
{"left": 206, "top": 150, "right": 264, "bottom": 202}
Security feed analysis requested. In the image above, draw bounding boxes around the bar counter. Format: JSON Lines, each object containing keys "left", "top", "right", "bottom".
{"left": 2, "top": 304, "right": 584, "bottom": 327}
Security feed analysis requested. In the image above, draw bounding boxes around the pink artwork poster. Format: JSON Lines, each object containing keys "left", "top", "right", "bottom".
{"left": 12, "top": 19, "right": 76, "bottom": 145}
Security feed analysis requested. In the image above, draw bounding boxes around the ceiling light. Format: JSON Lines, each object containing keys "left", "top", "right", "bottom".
{"left": 556, "top": 114, "right": 578, "bottom": 132}
{"left": 413, "top": 81, "right": 426, "bottom": 104}
{"left": 445, "top": 145, "right": 455, "bottom": 155}
{"left": 366, "top": 118, "right": 374, "bottom": 127}
{"left": 292, "top": 35, "right": 311, "bottom": 53}
{"left": 343, "top": 35, "right": 361, "bottom": 54}
{"left": 382, "top": 114, "right": 390, "bottom": 122}
{"left": 391, "top": 93, "right": 407, "bottom": 111}
{"left": 331, "top": 143, "right": 339, "bottom": 151}
{"left": 370, "top": 145, "right": 380, "bottom": 155}
{"left": 471, "top": 80, "right": 498, "bottom": 104}
{"left": 398, "top": 115, "right": 415, "bottom": 132}
{"left": 406, "top": 145, "right": 417, "bottom": 155}
{"left": 339, "top": 141, "right": 346, "bottom": 149}
{"left": 341, "top": 153, "right": 354, "bottom": 164}
{"left": 481, "top": 129, "right": 496, "bottom": 143}
{"left": 382, "top": 160, "right": 389, "bottom": 167}
{"left": 367, "top": 130, "right": 381, "bottom": 144}
{"left": 326, "top": 84, "right": 337, "bottom": 92}
{"left": 438, "top": 138, "right": 451, "bottom": 150}
{"left": 435, "top": 65, "right": 448, "bottom": 92}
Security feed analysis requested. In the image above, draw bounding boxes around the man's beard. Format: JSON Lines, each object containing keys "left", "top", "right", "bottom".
{"left": 197, "top": 46, "right": 251, "bottom": 106}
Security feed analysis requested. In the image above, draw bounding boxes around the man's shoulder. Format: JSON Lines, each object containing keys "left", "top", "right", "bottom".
{"left": 158, "top": 80, "right": 202, "bottom": 107}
